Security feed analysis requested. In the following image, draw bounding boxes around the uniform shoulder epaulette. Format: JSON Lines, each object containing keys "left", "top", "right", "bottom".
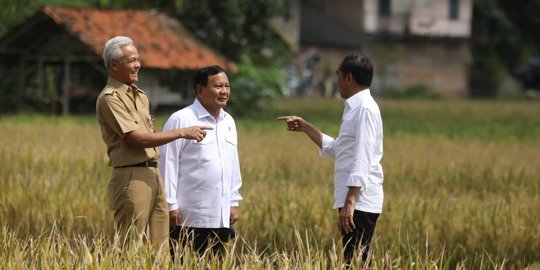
{"left": 104, "top": 88, "right": 116, "bottom": 95}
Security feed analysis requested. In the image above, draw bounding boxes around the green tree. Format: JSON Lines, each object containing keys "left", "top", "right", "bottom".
{"left": 175, "top": 0, "right": 290, "bottom": 63}
{"left": 470, "top": 0, "right": 540, "bottom": 97}
{"left": 498, "top": 1, "right": 540, "bottom": 52}
{"left": 172, "top": 0, "right": 291, "bottom": 115}
{"left": 228, "top": 54, "right": 286, "bottom": 117}
{"left": 0, "top": 0, "right": 91, "bottom": 35}
{"left": 0, "top": 1, "right": 42, "bottom": 34}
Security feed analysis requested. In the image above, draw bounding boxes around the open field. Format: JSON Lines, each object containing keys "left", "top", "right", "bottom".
{"left": 1, "top": 99, "right": 539, "bottom": 269}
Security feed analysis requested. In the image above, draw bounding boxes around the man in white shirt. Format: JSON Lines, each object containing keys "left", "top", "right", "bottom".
{"left": 278, "top": 53, "right": 383, "bottom": 267}
{"left": 159, "top": 65, "right": 243, "bottom": 259}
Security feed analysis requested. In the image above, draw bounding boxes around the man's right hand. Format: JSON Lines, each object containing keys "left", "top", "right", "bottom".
{"left": 178, "top": 126, "right": 213, "bottom": 142}
{"left": 277, "top": 115, "right": 323, "bottom": 148}
{"left": 276, "top": 115, "right": 308, "bottom": 132}
{"left": 169, "top": 209, "right": 181, "bottom": 228}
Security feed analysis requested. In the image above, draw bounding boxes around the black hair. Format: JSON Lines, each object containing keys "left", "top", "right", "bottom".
{"left": 193, "top": 65, "right": 225, "bottom": 90}
{"left": 339, "top": 53, "right": 373, "bottom": 87}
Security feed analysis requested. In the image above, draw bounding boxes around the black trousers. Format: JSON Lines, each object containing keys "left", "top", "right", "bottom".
{"left": 169, "top": 226, "right": 232, "bottom": 261}
{"left": 338, "top": 209, "right": 379, "bottom": 267}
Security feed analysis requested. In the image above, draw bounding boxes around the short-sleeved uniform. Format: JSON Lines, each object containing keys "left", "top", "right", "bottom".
{"left": 96, "top": 77, "right": 168, "bottom": 246}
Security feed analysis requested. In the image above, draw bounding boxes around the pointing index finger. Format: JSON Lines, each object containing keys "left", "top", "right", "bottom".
{"left": 277, "top": 116, "right": 297, "bottom": 122}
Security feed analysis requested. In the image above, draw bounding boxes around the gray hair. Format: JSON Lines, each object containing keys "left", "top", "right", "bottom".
{"left": 102, "top": 36, "right": 134, "bottom": 70}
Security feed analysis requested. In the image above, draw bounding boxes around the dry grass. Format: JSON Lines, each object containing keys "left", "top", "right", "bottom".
{"left": 1, "top": 99, "right": 539, "bottom": 269}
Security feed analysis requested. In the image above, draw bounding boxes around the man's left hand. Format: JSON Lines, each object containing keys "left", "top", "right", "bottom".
{"left": 230, "top": 206, "right": 239, "bottom": 225}
{"left": 338, "top": 204, "right": 356, "bottom": 234}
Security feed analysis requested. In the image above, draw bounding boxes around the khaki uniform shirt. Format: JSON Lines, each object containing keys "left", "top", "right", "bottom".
{"left": 96, "top": 77, "right": 158, "bottom": 167}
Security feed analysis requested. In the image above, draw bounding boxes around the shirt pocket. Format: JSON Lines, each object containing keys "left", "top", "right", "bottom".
{"left": 188, "top": 134, "right": 217, "bottom": 163}
{"left": 128, "top": 109, "right": 141, "bottom": 127}
{"left": 197, "top": 133, "right": 216, "bottom": 145}
{"left": 224, "top": 130, "right": 238, "bottom": 167}
{"left": 225, "top": 131, "right": 237, "bottom": 146}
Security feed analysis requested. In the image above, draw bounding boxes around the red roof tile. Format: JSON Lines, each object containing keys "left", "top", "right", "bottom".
{"left": 43, "top": 6, "right": 235, "bottom": 70}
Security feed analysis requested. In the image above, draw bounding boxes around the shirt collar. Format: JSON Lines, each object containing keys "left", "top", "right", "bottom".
{"left": 107, "top": 77, "right": 143, "bottom": 95}
{"left": 193, "top": 98, "right": 225, "bottom": 121}
{"left": 345, "top": 88, "right": 371, "bottom": 110}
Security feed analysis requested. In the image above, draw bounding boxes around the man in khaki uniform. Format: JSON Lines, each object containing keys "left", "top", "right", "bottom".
{"left": 96, "top": 36, "right": 211, "bottom": 248}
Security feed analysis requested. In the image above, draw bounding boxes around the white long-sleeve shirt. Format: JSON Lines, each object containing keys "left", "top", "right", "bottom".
{"left": 320, "top": 89, "right": 384, "bottom": 213}
{"left": 159, "top": 99, "right": 243, "bottom": 228}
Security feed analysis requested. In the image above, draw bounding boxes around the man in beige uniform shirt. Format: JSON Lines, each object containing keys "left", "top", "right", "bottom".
{"left": 96, "top": 36, "right": 211, "bottom": 248}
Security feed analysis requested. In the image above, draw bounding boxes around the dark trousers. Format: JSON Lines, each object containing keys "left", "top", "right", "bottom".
{"left": 169, "top": 226, "right": 232, "bottom": 261}
{"left": 338, "top": 209, "right": 379, "bottom": 267}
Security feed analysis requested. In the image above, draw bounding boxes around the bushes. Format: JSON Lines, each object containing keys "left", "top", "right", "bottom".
{"left": 228, "top": 55, "right": 287, "bottom": 117}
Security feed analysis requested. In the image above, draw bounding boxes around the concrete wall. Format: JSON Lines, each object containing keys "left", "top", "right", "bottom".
{"left": 281, "top": 0, "right": 473, "bottom": 98}
{"left": 269, "top": 0, "right": 301, "bottom": 51}
{"left": 366, "top": 40, "right": 470, "bottom": 98}
{"left": 299, "top": 39, "right": 469, "bottom": 98}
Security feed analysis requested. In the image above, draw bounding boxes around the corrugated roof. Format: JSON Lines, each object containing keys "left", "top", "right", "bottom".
{"left": 42, "top": 6, "right": 234, "bottom": 70}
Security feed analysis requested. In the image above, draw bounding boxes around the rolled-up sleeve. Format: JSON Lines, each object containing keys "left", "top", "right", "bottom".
{"left": 346, "top": 108, "right": 377, "bottom": 190}
{"left": 319, "top": 133, "right": 337, "bottom": 157}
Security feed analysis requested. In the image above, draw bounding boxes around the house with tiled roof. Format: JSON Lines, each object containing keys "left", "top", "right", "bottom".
{"left": 0, "top": 6, "right": 234, "bottom": 114}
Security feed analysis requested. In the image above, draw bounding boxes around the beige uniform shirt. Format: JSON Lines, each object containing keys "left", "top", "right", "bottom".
{"left": 96, "top": 77, "right": 158, "bottom": 167}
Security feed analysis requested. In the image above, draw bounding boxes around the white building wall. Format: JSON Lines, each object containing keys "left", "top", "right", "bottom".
{"left": 363, "top": 0, "right": 378, "bottom": 33}
{"left": 137, "top": 71, "right": 183, "bottom": 109}
{"left": 363, "top": 0, "right": 471, "bottom": 37}
{"left": 409, "top": 0, "right": 472, "bottom": 37}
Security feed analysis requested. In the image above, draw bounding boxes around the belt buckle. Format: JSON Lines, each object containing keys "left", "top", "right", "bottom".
{"left": 146, "top": 160, "right": 157, "bottom": 168}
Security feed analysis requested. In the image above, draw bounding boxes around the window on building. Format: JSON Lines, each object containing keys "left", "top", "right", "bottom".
{"left": 379, "top": 0, "right": 391, "bottom": 17}
{"left": 449, "top": 0, "right": 460, "bottom": 20}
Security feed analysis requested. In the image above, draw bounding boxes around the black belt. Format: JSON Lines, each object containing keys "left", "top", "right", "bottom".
{"left": 116, "top": 160, "right": 158, "bottom": 168}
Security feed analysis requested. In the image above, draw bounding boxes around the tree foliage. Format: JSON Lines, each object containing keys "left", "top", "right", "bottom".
{"left": 0, "top": 0, "right": 89, "bottom": 34}
{"left": 173, "top": 0, "right": 291, "bottom": 64}
{"left": 470, "top": 0, "right": 540, "bottom": 97}
{"left": 228, "top": 54, "right": 287, "bottom": 117}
